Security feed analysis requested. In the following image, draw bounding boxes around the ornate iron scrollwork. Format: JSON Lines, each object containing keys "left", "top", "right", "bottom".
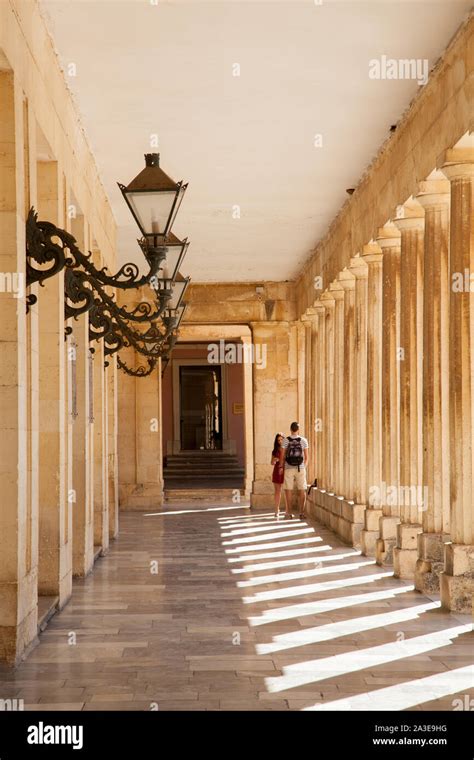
{"left": 26, "top": 207, "right": 186, "bottom": 376}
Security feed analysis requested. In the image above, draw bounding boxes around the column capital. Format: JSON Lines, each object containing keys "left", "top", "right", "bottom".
{"left": 416, "top": 178, "right": 451, "bottom": 209}
{"left": 329, "top": 280, "right": 345, "bottom": 300}
{"left": 301, "top": 307, "right": 319, "bottom": 323}
{"left": 313, "top": 301, "right": 327, "bottom": 315}
{"left": 376, "top": 225, "right": 401, "bottom": 249}
{"left": 338, "top": 269, "right": 356, "bottom": 290}
{"left": 361, "top": 241, "right": 383, "bottom": 264}
{"left": 349, "top": 255, "right": 369, "bottom": 278}
{"left": 438, "top": 147, "right": 474, "bottom": 181}
{"left": 393, "top": 215, "right": 425, "bottom": 233}
{"left": 441, "top": 162, "right": 474, "bottom": 182}
{"left": 320, "top": 290, "right": 336, "bottom": 308}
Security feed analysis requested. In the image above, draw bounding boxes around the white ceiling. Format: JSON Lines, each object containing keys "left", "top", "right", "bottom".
{"left": 40, "top": 0, "right": 471, "bottom": 282}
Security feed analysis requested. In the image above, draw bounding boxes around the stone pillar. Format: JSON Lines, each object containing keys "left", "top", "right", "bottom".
{"left": 304, "top": 320, "right": 314, "bottom": 482}
{"left": 339, "top": 269, "right": 356, "bottom": 501}
{"left": 314, "top": 304, "right": 326, "bottom": 489}
{"left": 37, "top": 160, "right": 71, "bottom": 604}
{"left": 70, "top": 214, "right": 94, "bottom": 577}
{"left": 415, "top": 179, "right": 451, "bottom": 593}
{"left": 360, "top": 244, "right": 383, "bottom": 556}
{"left": 108, "top": 356, "right": 119, "bottom": 539}
{"left": 392, "top": 209, "right": 425, "bottom": 578}
{"left": 329, "top": 281, "right": 345, "bottom": 497}
{"left": 250, "top": 322, "right": 298, "bottom": 507}
{"left": 134, "top": 359, "right": 163, "bottom": 509}
{"left": 117, "top": 345, "right": 137, "bottom": 507}
{"left": 320, "top": 292, "right": 335, "bottom": 494}
{"left": 241, "top": 335, "right": 254, "bottom": 498}
{"left": 0, "top": 71, "right": 37, "bottom": 663}
{"left": 93, "top": 337, "right": 109, "bottom": 550}
{"left": 440, "top": 152, "right": 474, "bottom": 612}
{"left": 309, "top": 314, "right": 319, "bottom": 485}
{"left": 376, "top": 227, "right": 402, "bottom": 567}
{"left": 301, "top": 312, "right": 317, "bottom": 484}
{"left": 297, "top": 320, "right": 306, "bottom": 431}
{"left": 349, "top": 255, "right": 368, "bottom": 508}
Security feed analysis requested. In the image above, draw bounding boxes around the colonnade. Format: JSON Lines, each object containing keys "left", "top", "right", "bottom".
{"left": 304, "top": 147, "right": 474, "bottom": 613}
{"left": 0, "top": 65, "right": 118, "bottom": 664}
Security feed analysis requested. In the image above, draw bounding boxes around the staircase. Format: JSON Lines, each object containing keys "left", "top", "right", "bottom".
{"left": 163, "top": 451, "right": 245, "bottom": 491}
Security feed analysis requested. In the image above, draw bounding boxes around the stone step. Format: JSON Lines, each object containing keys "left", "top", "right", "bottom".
{"left": 164, "top": 488, "right": 246, "bottom": 502}
{"left": 163, "top": 464, "right": 245, "bottom": 475}
{"left": 165, "top": 455, "right": 240, "bottom": 461}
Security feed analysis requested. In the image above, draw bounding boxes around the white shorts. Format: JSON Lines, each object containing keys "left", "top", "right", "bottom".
{"left": 284, "top": 467, "right": 307, "bottom": 490}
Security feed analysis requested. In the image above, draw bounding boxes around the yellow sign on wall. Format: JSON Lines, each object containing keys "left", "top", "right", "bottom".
{"left": 233, "top": 402, "right": 244, "bottom": 414}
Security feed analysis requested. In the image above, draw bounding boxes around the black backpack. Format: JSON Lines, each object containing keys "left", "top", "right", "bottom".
{"left": 285, "top": 437, "right": 304, "bottom": 470}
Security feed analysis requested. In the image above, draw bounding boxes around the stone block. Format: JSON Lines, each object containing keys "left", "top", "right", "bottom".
{"left": 364, "top": 508, "right": 383, "bottom": 531}
{"left": 379, "top": 516, "right": 400, "bottom": 539}
{"left": 444, "top": 543, "right": 474, "bottom": 576}
{"left": 360, "top": 529, "right": 378, "bottom": 557}
{"left": 376, "top": 537, "right": 396, "bottom": 566}
{"left": 440, "top": 571, "right": 474, "bottom": 614}
{"left": 397, "top": 523, "right": 423, "bottom": 550}
{"left": 414, "top": 559, "right": 445, "bottom": 594}
{"left": 393, "top": 547, "right": 417, "bottom": 579}
{"left": 341, "top": 500, "right": 365, "bottom": 524}
{"left": 417, "top": 532, "right": 450, "bottom": 562}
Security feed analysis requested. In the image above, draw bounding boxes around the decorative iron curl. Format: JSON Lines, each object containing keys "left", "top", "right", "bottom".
{"left": 26, "top": 209, "right": 74, "bottom": 306}
{"left": 116, "top": 354, "right": 157, "bottom": 377}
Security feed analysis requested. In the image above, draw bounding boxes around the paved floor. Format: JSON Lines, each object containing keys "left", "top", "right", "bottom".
{"left": 1, "top": 504, "right": 473, "bottom": 711}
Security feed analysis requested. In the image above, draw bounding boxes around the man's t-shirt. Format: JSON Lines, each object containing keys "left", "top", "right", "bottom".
{"left": 282, "top": 435, "right": 309, "bottom": 469}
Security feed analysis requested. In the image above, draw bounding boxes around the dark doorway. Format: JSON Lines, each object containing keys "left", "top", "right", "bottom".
{"left": 179, "top": 366, "right": 223, "bottom": 451}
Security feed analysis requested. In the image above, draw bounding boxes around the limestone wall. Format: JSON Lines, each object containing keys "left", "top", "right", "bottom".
{"left": 0, "top": 0, "right": 118, "bottom": 663}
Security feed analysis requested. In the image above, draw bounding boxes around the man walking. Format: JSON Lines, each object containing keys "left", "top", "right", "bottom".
{"left": 279, "top": 421, "right": 309, "bottom": 519}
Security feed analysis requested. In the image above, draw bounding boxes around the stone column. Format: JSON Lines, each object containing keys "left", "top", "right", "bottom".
{"left": 242, "top": 335, "right": 255, "bottom": 498}
{"left": 329, "top": 281, "right": 345, "bottom": 497}
{"left": 134, "top": 358, "right": 164, "bottom": 509}
{"left": 339, "top": 269, "right": 356, "bottom": 501}
{"left": 314, "top": 304, "right": 326, "bottom": 489}
{"left": 376, "top": 226, "right": 402, "bottom": 567}
{"left": 250, "top": 322, "right": 298, "bottom": 507}
{"left": 304, "top": 320, "right": 314, "bottom": 482}
{"left": 37, "top": 160, "right": 71, "bottom": 604}
{"left": 108, "top": 355, "right": 119, "bottom": 540}
{"left": 320, "top": 292, "right": 336, "bottom": 494}
{"left": 301, "top": 312, "right": 317, "bottom": 484}
{"left": 93, "top": 335, "right": 109, "bottom": 551}
{"left": 360, "top": 243, "right": 383, "bottom": 556}
{"left": 0, "top": 71, "right": 37, "bottom": 663}
{"left": 117, "top": 344, "right": 137, "bottom": 507}
{"left": 297, "top": 321, "right": 306, "bottom": 431}
{"left": 349, "top": 255, "right": 368, "bottom": 508}
{"left": 392, "top": 209, "right": 425, "bottom": 578}
{"left": 415, "top": 178, "right": 451, "bottom": 593}
{"left": 440, "top": 152, "right": 474, "bottom": 613}
{"left": 70, "top": 214, "right": 94, "bottom": 576}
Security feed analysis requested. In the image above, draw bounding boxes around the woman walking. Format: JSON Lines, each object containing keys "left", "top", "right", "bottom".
{"left": 271, "top": 432, "right": 285, "bottom": 518}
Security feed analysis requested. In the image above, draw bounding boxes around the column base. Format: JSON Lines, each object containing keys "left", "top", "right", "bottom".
{"left": 440, "top": 543, "right": 474, "bottom": 613}
{"left": 393, "top": 523, "right": 423, "bottom": 579}
{"left": 360, "top": 508, "right": 383, "bottom": 557}
{"left": 376, "top": 537, "right": 396, "bottom": 566}
{"left": 119, "top": 482, "right": 164, "bottom": 510}
{"left": 0, "top": 607, "right": 37, "bottom": 666}
{"left": 414, "top": 532, "right": 450, "bottom": 594}
{"left": 250, "top": 493, "right": 274, "bottom": 509}
{"left": 250, "top": 478, "right": 274, "bottom": 509}
{"left": 360, "top": 530, "right": 378, "bottom": 557}
{"left": 375, "top": 516, "right": 400, "bottom": 566}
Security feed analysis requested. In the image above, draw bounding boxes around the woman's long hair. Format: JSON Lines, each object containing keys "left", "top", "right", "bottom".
{"left": 273, "top": 432, "right": 284, "bottom": 454}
